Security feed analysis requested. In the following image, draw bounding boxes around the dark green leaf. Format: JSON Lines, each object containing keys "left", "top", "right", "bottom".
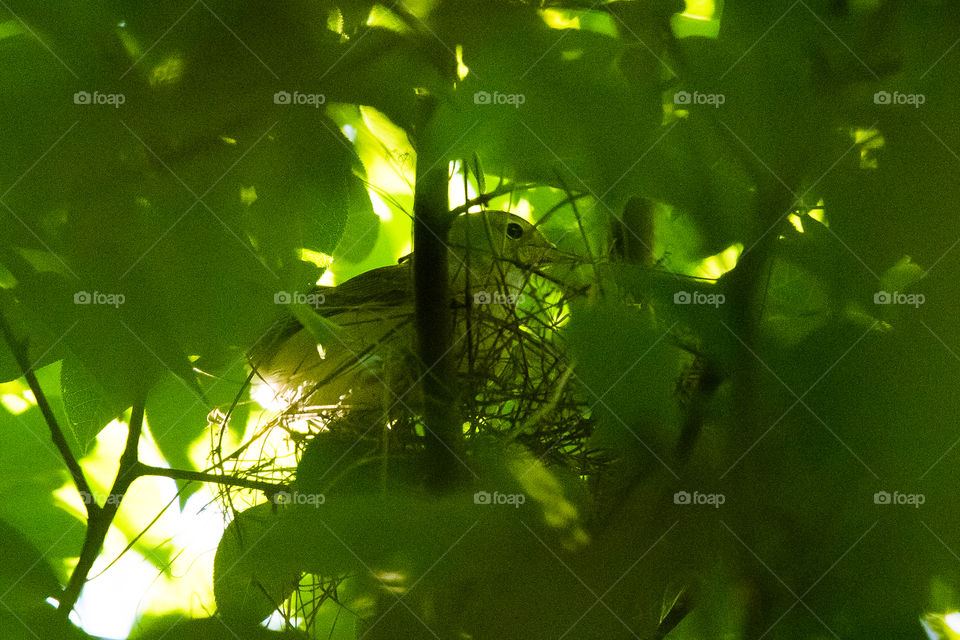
{"left": 213, "top": 503, "right": 301, "bottom": 627}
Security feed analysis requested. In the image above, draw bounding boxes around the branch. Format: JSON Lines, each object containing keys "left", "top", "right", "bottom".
{"left": 722, "top": 187, "right": 788, "bottom": 457}
{"left": 0, "top": 310, "right": 95, "bottom": 504}
{"left": 136, "top": 464, "right": 285, "bottom": 495}
{"left": 412, "top": 96, "right": 463, "bottom": 489}
{"left": 448, "top": 181, "right": 536, "bottom": 217}
{"left": 58, "top": 393, "right": 147, "bottom": 619}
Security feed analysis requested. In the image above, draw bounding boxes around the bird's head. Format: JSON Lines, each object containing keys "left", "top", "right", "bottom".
{"left": 447, "top": 210, "right": 568, "bottom": 294}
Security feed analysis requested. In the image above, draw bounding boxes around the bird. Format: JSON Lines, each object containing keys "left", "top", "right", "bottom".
{"left": 249, "top": 209, "right": 565, "bottom": 420}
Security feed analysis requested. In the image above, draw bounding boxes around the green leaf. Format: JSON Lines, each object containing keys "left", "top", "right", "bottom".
{"left": 288, "top": 303, "right": 345, "bottom": 352}
{"left": 0, "top": 2, "right": 364, "bottom": 405}
{"left": 430, "top": 0, "right": 662, "bottom": 203}
{"left": 881, "top": 255, "right": 925, "bottom": 294}
{"left": 130, "top": 614, "right": 311, "bottom": 640}
{"left": 0, "top": 288, "right": 67, "bottom": 383}
{"left": 213, "top": 503, "right": 301, "bottom": 628}
{"left": 0, "top": 507, "right": 91, "bottom": 640}
{"left": 565, "top": 301, "right": 684, "bottom": 457}
{"left": 0, "top": 605, "right": 93, "bottom": 640}
{"left": 295, "top": 430, "right": 381, "bottom": 496}
{"left": 0, "top": 362, "right": 84, "bottom": 582}
{"left": 333, "top": 176, "right": 381, "bottom": 265}
{"left": 60, "top": 357, "right": 127, "bottom": 452}
{"left": 263, "top": 441, "right": 587, "bottom": 589}
{"left": 145, "top": 361, "right": 249, "bottom": 507}
{"left": 760, "top": 259, "right": 831, "bottom": 348}
{"left": 0, "top": 517, "right": 61, "bottom": 610}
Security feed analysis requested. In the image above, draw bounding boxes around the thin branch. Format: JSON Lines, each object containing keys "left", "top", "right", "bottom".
{"left": 91, "top": 464, "right": 284, "bottom": 582}
{"left": 0, "top": 310, "right": 95, "bottom": 506}
{"left": 136, "top": 463, "right": 285, "bottom": 494}
{"left": 88, "top": 485, "right": 186, "bottom": 581}
{"left": 448, "top": 181, "right": 536, "bottom": 217}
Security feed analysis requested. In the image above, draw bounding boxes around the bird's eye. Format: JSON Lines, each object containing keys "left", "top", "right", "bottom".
{"left": 505, "top": 222, "right": 524, "bottom": 240}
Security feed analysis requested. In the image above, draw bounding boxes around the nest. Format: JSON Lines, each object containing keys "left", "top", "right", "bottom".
{"left": 209, "top": 270, "right": 595, "bottom": 506}
{"left": 196, "top": 267, "right": 597, "bottom": 634}
{"left": 199, "top": 254, "right": 728, "bottom": 636}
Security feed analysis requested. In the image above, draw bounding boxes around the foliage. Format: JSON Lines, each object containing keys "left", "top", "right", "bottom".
{"left": 1, "top": 1, "right": 959, "bottom": 638}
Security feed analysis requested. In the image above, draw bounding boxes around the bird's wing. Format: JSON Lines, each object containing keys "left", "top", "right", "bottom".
{"left": 257, "top": 264, "right": 411, "bottom": 352}
{"left": 250, "top": 264, "right": 418, "bottom": 409}
{"left": 316, "top": 264, "right": 413, "bottom": 314}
